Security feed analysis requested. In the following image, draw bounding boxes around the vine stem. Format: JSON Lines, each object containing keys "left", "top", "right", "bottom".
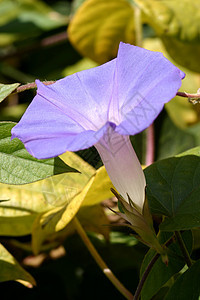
{"left": 73, "top": 217, "right": 133, "bottom": 300}
{"left": 133, "top": 253, "right": 159, "bottom": 300}
{"left": 134, "top": 4, "right": 142, "bottom": 48}
{"left": 145, "top": 124, "right": 155, "bottom": 166}
{"left": 175, "top": 231, "right": 192, "bottom": 268}
{"left": 1, "top": 31, "right": 68, "bottom": 60}
{"left": 133, "top": 235, "right": 175, "bottom": 300}
{"left": 15, "top": 81, "right": 56, "bottom": 94}
{"left": 134, "top": 4, "right": 155, "bottom": 166}
{"left": 176, "top": 91, "right": 200, "bottom": 99}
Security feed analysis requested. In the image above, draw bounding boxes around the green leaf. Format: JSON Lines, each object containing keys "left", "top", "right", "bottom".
{"left": 140, "top": 231, "right": 193, "bottom": 300}
{"left": 145, "top": 147, "right": 200, "bottom": 231}
{"left": 0, "top": 122, "right": 78, "bottom": 184}
{"left": 177, "top": 146, "right": 200, "bottom": 157}
{"left": 156, "top": 116, "right": 200, "bottom": 161}
{"left": 143, "top": 38, "right": 200, "bottom": 129}
{"left": 0, "top": 243, "right": 36, "bottom": 288}
{"left": 32, "top": 166, "right": 113, "bottom": 254}
{"left": 135, "top": 0, "right": 200, "bottom": 41}
{"left": 0, "top": 0, "right": 68, "bottom": 46}
{"left": 162, "top": 37, "right": 200, "bottom": 74}
{"left": 164, "top": 259, "right": 200, "bottom": 300}
{"left": 0, "top": 152, "right": 95, "bottom": 236}
{"left": 68, "top": 0, "right": 136, "bottom": 63}
{"left": 135, "top": 0, "right": 200, "bottom": 72}
{"left": 0, "top": 83, "right": 20, "bottom": 103}
{"left": 157, "top": 117, "right": 194, "bottom": 160}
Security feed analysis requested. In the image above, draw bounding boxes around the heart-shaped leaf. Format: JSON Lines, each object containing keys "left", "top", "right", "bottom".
{"left": 68, "top": 0, "right": 135, "bottom": 63}
{"left": 164, "top": 259, "right": 200, "bottom": 300}
{"left": 145, "top": 147, "right": 200, "bottom": 231}
{"left": 140, "top": 231, "right": 193, "bottom": 300}
{"left": 135, "top": 0, "right": 200, "bottom": 72}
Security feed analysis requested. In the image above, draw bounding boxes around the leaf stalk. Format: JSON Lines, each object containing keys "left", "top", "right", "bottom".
{"left": 73, "top": 217, "right": 133, "bottom": 300}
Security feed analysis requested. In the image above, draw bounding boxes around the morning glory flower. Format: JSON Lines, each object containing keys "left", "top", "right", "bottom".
{"left": 11, "top": 42, "right": 184, "bottom": 213}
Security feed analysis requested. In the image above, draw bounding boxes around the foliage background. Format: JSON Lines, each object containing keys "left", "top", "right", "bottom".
{"left": 0, "top": 0, "right": 200, "bottom": 299}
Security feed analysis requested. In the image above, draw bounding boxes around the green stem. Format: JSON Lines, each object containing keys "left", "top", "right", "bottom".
{"left": 134, "top": 5, "right": 143, "bottom": 47}
{"left": 133, "top": 234, "right": 175, "bottom": 300}
{"left": 175, "top": 231, "right": 192, "bottom": 267}
{"left": 134, "top": 252, "right": 159, "bottom": 300}
{"left": 73, "top": 217, "right": 133, "bottom": 300}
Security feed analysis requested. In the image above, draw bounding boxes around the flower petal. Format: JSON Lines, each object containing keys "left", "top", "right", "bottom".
{"left": 20, "top": 126, "right": 109, "bottom": 160}
{"left": 111, "top": 42, "right": 184, "bottom": 135}
{"left": 36, "top": 60, "right": 115, "bottom": 130}
{"left": 11, "top": 92, "right": 111, "bottom": 159}
{"left": 11, "top": 59, "right": 116, "bottom": 159}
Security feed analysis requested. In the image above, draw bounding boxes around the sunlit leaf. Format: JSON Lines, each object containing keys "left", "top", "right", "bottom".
{"left": 135, "top": 0, "right": 200, "bottom": 72}
{"left": 143, "top": 38, "right": 199, "bottom": 129}
{"left": 81, "top": 166, "right": 114, "bottom": 207}
{"left": 0, "top": 243, "right": 36, "bottom": 288}
{"left": 0, "top": 152, "right": 95, "bottom": 236}
{"left": 0, "top": 122, "right": 78, "bottom": 184}
{"left": 162, "top": 37, "right": 200, "bottom": 74}
{"left": 0, "top": 83, "right": 20, "bottom": 103}
{"left": 68, "top": 0, "right": 135, "bottom": 63}
{"left": 77, "top": 205, "right": 110, "bottom": 240}
{"left": 32, "top": 166, "right": 113, "bottom": 254}
{"left": 39, "top": 204, "right": 110, "bottom": 250}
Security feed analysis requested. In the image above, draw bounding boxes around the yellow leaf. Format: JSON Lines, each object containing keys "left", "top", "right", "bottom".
{"left": 82, "top": 166, "right": 114, "bottom": 206}
{"left": 162, "top": 37, "right": 200, "bottom": 74}
{"left": 43, "top": 204, "right": 110, "bottom": 247}
{"left": 135, "top": 0, "right": 200, "bottom": 41}
{"left": 68, "top": 0, "right": 135, "bottom": 63}
{"left": 143, "top": 38, "right": 200, "bottom": 128}
{"left": 135, "top": 0, "right": 200, "bottom": 72}
{"left": 0, "top": 243, "right": 36, "bottom": 287}
{"left": 32, "top": 166, "right": 113, "bottom": 254}
{"left": 78, "top": 204, "right": 110, "bottom": 241}
{"left": 0, "top": 152, "right": 95, "bottom": 236}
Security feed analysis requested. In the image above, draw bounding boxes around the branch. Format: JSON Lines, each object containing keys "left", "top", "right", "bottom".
{"left": 73, "top": 217, "right": 133, "bottom": 300}
{"left": 14, "top": 81, "right": 56, "bottom": 94}
{"left": 145, "top": 124, "right": 155, "bottom": 166}
{"left": 176, "top": 91, "right": 200, "bottom": 99}
{"left": 0, "top": 31, "right": 68, "bottom": 61}
{"left": 175, "top": 231, "right": 192, "bottom": 268}
{"left": 176, "top": 91, "right": 200, "bottom": 104}
{"left": 133, "top": 235, "right": 175, "bottom": 300}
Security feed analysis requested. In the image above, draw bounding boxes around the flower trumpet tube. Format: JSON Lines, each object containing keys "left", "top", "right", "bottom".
{"left": 12, "top": 42, "right": 185, "bottom": 214}
{"left": 95, "top": 128, "right": 146, "bottom": 213}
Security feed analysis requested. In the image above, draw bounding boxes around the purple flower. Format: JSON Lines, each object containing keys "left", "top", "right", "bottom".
{"left": 12, "top": 42, "right": 184, "bottom": 211}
